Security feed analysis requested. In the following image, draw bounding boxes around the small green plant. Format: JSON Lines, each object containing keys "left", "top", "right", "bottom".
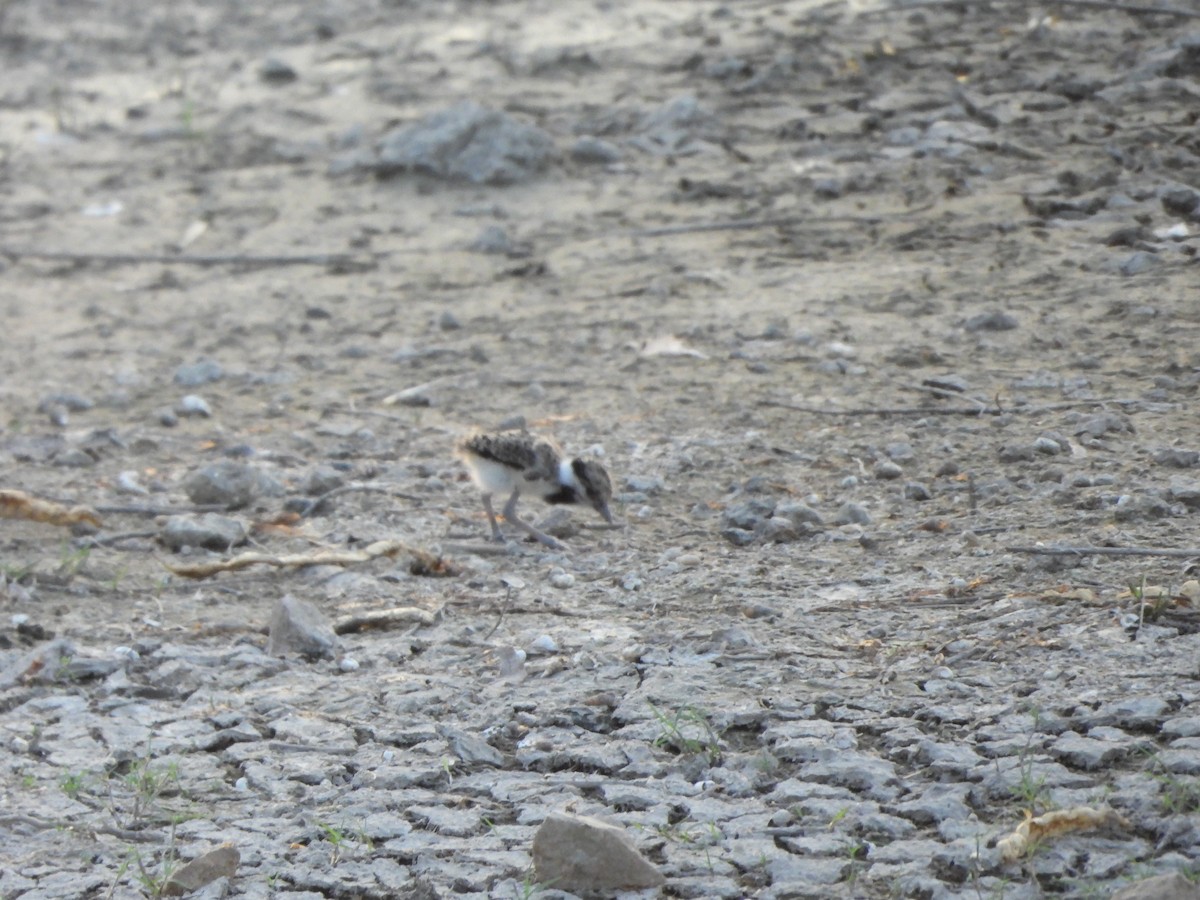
{"left": 647, "top": 701, "right": 723, "bottom": 763}
{"left": 59, "top": 770, "right": 88, "bottom": 799}
{"left": 1009, "top": 765, "right": 1049, "bottom": 809}
{"left": 108, "top": 754, "right": 183, "bottom": 830}
{"left": 21, "top": 773, "right": 36, "bottom": 789}
{"left": 318, "top": 821, "right": 348, "bottom": 864}
{"left": 58, "top": 541, "right": 90, "bottom": 578}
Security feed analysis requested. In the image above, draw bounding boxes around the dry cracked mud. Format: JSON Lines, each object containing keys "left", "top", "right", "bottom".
{"left": 2, "top": 1, "right": 1200, "bottom": 898}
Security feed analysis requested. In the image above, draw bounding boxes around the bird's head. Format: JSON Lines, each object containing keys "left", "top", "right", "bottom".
{"left": 571, "top": 458, "right": 614, "bottom": 523}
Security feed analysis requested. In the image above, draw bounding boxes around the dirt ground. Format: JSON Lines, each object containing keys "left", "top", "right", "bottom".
{"left": 2, "top": 0, "right": 1200, "bottom": 898}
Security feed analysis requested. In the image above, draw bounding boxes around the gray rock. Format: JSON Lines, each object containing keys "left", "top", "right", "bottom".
{"left": 442, "top": 728, "right": 505, "bottom": 768}
{"left": 1049, "top": 731, "right": 1129, "bottom": 770}
{"left": 267, "top": 594, "right": 338, "bottom": 659}
{"left": 1119, "top": 250, "right": 1159, "bottom": 276}
{"left": 625, "top": 474, "right": 665, "bottom": 494}
{"left": 159, "top": 514, "right": 247, "bottom": 551}
{"left": 174, "top": 359, "right": 224, "bottom": 387}
{"left": 532, "top": 811, "right": 665, "bottom": 892}
{"left": 302, "top": 465, "right": 345, "bottom": 496}
{"left": 467, "top": 225, "right": 512, "bottom": 255}
{"left": 766, "top": 854, "right": 850, "bottom": 887}
{"left": 998, "top": 443, "right": 1037, "bottom": 462}
{"left": 176, "top": 394, "right": 212, "bottom": 418}
{"left": 964, "top": 310, "right": 1018, "bottom": 332}
{"left": 774, "top": 501, "right": 824, "bottom": 527}
{"left": 184, "top": 461, "right": 277, "bottom": 509}
{"left": 1084, "top": 696, "right": 1166, "bottom": 729}
{"left": 52, "top": 448, "right": 94, "bottom": 467}
{"left": 1153, "top": 449, "right": 1200, "bottom": 468}
{"left": 891, "top": 783, "right": 972, "bottom": 826}
{"left": 873, "top": 460, "right": 903, "bottom": 479}
{"left": 721, "top": 527, "right": 757, "bottom": 546}
{"left": 377, "top": 103, "right": 555, "bottom": 185}
{"left": 259, "top": 58, "right": 297, "bottom": 84}
{"left": 722, "top": 498, "right": 774, "bottom": 531}
{"left": 1110, "top": 872, "right": 1200, "bottom": 900}
{"left": 833, "top": 501, "right": 872, "bottom": 526}
{"left": 799, "top": 753, "right": 903, "bottom": 801}
{"left": 570, "top": 135, "right": 622, "bottom": 164}
{"left": 161, "top": 845, "right": 239, "bottom": 897}
{"left": 37, "top": 392, "right": 93, "bottom": 413}
{"left": 904, "top": 482, "right": 931, "bottom": 501}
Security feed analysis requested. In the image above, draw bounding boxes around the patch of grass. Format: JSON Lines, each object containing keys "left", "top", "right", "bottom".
{"left": 647, "top": 701, "right": 723, "bottom": 763}
{"left": 59, "top": 770, "right": 89, "bottom": 799}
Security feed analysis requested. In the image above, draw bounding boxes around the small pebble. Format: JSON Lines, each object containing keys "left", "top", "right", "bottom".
{"left": 528, "top": 635, "right": 558, "bottom": 654}
{"left": 176, "top": 395, "right": 212, "bottom": 418}
{"left": 874, "top": 460, "right": 903, "bottom": 480}
{"left": 549, "top": 571, "right": 575, "bottom": 589}
{"left": 621, "top": 573, "right": 643, "bottom": 591}
{"left": 338, "top": 657, "right": 360, "bottom": 672}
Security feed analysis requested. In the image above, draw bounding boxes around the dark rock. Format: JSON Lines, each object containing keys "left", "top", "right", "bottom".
{"left": 570, "top": 136, "right": 622, "bottom": 164}
{"left": 874, "top": 460, "right": 903, "bottom": 480}
{"left": 259, "top": 58, "right": 298, "bottom": 84}
{"left": 833, "top": 502, "right": 872, "bottom": 526}
{"left": 160, "top": 514, "right": 247, "bottom": 551}
{"left": 1161, "top": 188, "right": 1199, "bottom": 218}
{"left": 267, "top": 594, "right": 338, "bottom": 659}
{"left": 174, "top": 359, "right": 224, "bottom": 387}
{"left": 1154, "top": 449, "right": 1200, "bottom": 468}
{"left": 1119, "top": 250, "right": 1159, "bottom": 276}
{"left": 377, "top": 103, "right": 555, "bottom": 185}
{"left": 964, "top": 311, "right": 1018, "bottom": 332}
{"left": 183, "top": 461, "right": 278, "bottom": 509}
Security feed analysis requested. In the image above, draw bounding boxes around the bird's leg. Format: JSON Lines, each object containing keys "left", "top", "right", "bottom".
{"left": 481, "top": 493, "right": 505, "bottom": 542}
{"left": 502, "top": 489, "right": 566, "bottom": 550}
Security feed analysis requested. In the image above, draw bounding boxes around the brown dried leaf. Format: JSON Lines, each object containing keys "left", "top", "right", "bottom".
{"left": 0, "top": 490, "right": 101, "bottom": 528}
{"left": 998, "top": 806, "right": 1130, "bottom": 863}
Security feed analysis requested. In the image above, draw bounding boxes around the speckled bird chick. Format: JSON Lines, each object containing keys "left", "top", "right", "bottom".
{"left": 457, "top": 431, "right": 614, "bottom": 550}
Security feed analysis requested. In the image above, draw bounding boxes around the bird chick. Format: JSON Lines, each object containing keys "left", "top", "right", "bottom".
{"left": 457, "top": 430, "right": 614, "bottom": 549}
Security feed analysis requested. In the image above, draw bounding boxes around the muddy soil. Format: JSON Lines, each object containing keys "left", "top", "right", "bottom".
{"left": 2, "top": 1, "right": 1200, "bottom": 898}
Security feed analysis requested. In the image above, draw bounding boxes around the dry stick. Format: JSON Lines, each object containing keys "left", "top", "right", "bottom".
{"left": 334, "top": 607, "right": 438, "bottom": 634}
{"left": 630, "top": 214, "right": 882, "bottom": 238}
{"left": 1008, "top": 545, "right": 1200, "bottom": 559}
{"left": 0, "top": 247, "right": 373, "bottom": 268}
{"left": 95, "top": 503, "right": 228, "bottom": 516}
{"left": 855, "top": 0, "right": 1200, "bottom": 18}
{"left": 79, "top": 530, "right": 160, "bottom": 548}
{"left": 760, "top": 398, "right": 1139, "bottom": 417}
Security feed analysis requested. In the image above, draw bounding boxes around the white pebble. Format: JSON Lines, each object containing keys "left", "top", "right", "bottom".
{"left": 382, "top": 749, "right": 396, "bottom": 763}
{"left": 10, "top": 737, "right": 29, "bottom": 754}
{"left": 528, "top": 634, "right": 558, "bottom": 654}
{"left": 113, "top": 646, "right": 140, "bottom": 661}
{"left": 338, "top": 656, "right": 360, "bottom": 672}
{"left": 931, "top": 666, "right": 954, "bottom": 680}
{"left": 549, "top": 571, "right": 575, "bottom": 589}
{"left": 11, "top": 614, "right": 29, "bottom": 626}
{"left": 234, "top": 777, "right": 249, "bottom": 791}
{"left": 621, "top": 573, "right": 643, "bottom": 591}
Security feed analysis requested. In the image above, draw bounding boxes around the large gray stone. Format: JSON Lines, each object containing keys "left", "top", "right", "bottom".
{"left": 378, "top": 103, "right": 555, "bottom": 185}
{"left": 267, "top": 595, "right": 338, "bottom": 659}
{"left": 532, "top": 811, "right": 664, "bottom": 892}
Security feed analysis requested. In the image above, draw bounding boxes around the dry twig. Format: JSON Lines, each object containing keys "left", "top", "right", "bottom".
{"left": 0, "top": 247, "right": 374, "bottom": 270}
{"left": 1007, "top": 544, "right": 1200, "bottom": 560}
{"left": 164, "top": 539, "right": 456, "bottom": 580}
{"left": 334, "top": 607, "right": 439, "bottom": 634}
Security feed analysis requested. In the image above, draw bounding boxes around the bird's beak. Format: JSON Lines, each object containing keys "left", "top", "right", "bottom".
{"left": 598, "top": 503, "right": 614, "bottom": 524}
